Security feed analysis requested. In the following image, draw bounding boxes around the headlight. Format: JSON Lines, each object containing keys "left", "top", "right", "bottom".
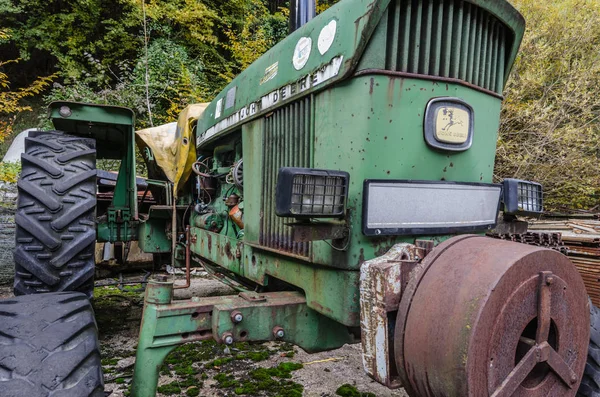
{"left": 276, "top": 167, "right": 349, "bottom": 218}
{"left": 362, "top": 180, "right": 502, "bottom": 236}
{"left": 502, "top": 179, "right": 543, "bottom": 215}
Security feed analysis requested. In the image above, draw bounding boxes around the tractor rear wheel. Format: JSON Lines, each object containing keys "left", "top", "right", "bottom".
{"left": 578, "top": 301, "right": 600, "bottom": 397}
{"left": 0, "top": 292, "right": 104, "bottom": 396}
{"left": 14, "top": 131, "right": 97, "bottom": 297}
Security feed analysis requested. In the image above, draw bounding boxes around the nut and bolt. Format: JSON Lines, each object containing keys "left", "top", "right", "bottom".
{"left": 231, "top": 311, "right": 243, "bottom": 324}
{"left": 273, "top": 326, "right": 285, "bottom": 339}
{"left": 222, "top": 333, "right": 234, "bottom": 345}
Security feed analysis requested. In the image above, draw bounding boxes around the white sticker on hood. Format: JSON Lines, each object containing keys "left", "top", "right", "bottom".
{"left": 318, "top": 20, "right": 337, "bottom": 55}
{"left": 293, "top": 37, "right": 312, "bottom": 70}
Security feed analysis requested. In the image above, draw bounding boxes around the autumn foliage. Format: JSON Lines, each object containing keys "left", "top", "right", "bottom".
{"left": 498, "top": 0, "right": 600, "bottom": 210}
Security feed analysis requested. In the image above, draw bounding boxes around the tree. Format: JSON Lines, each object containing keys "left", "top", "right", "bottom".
{"left": 0, "top": 28, "right": 55, "bottom": 142}
{"left": 497, "top": 0, "right": 600, "bottom": 209}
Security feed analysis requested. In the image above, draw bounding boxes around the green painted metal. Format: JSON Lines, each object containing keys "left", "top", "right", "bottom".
{"left": 188, "top": 0, "right": 523, "bottom": 333}
{"left": 48, "top": 101, "right": 140, "bottom": 242}
{"left": 133, "top": 0, "right": 527, "bottom": 392}
{"left": 137, "top": 218, "right": 172, "bottom": 253}
{"left": 131, "top": 280, "right": 354, "bottom": 397}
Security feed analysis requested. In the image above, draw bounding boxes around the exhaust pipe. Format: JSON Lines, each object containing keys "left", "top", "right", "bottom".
{"left": 289, "top": 0, "right": 316, "bottom": 33}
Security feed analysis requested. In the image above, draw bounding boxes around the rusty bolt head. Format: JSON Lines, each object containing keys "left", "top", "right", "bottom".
{"left": 571, "top": 374, "right": 578, "bottom": 384}
{"left": 546, "top": 276, "right": 554, "bottom": 285}
{"left": 231, "top": 311, "right": 243, "bottom": 324}
{"left": 222, "top": 333, "right": 234, "bottom": 345}
{"left": 273, "top": 327, "right": 285, "bottom": 339}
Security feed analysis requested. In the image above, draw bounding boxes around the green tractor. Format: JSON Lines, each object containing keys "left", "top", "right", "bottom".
{"left": 1, "top": 0, "right": 599, "bottom": 396}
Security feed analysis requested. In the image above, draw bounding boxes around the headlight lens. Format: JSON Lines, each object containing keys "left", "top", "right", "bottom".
{"left": 276, "top": 168, "right": 349, "bottom": 218}
{"left": 502, "top": 179, "right": 543, "bottom": 214}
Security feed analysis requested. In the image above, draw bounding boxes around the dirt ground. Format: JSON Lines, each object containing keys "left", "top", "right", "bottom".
{"left": 0, "top": 276, "right": 409, "bottom": 397}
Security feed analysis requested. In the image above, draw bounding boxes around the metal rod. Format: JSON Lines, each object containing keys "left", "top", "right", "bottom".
{"left": 174, "top": 225, "right": 191, "bottom": 289}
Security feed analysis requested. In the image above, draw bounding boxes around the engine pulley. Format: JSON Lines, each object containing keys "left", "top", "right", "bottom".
{"left": 395, "top": 235, "right": 589, "bottom": 397}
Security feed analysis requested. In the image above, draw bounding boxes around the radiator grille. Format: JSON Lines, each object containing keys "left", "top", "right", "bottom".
{"left": 260, "top": 98, "right": 312, "bottom": 256}
{"left": 385, "top": 0, "right": 511, "bottom": 94}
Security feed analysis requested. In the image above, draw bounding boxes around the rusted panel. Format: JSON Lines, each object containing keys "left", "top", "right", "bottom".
{"left": 395, "top": 235, "right": 589, "bottom": 397}
{"left": 359, "top": 243, "right": 420, "bottom": 388}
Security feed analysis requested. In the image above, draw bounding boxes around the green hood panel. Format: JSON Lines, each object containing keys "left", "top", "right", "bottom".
{"left": 196, "top": 0, "right": 391, "bottom": 146}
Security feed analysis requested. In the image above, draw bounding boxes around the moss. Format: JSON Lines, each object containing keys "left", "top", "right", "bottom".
{"left": 157, "top": 383, "right": 181, "bottom": 395}
{"left": 335, "top": 384, "right": 376, "bottom": 397}
{"left": 186, "top": 386, "right": 200, "bottom": 397}
{"left": 115, "top": 378, "right": 125, "bottom": 384}
{"left": 101, "top": 357, "right": 119, "bottom": 366}
{"left": 214, "top": 373, "right": 239, "bottom": 388}
{"left": 205, "top": 357, "right": 233, "bottom": 369}
{"left": 217, "top": 362, "right": 304, "bottom": 396}
{"left": 92, "top": 286, "right": 144, "bottom": 336}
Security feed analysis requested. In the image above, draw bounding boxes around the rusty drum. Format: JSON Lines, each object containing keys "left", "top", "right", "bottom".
{"left": 395, "top": 235, "right": 590, "bottom": 397}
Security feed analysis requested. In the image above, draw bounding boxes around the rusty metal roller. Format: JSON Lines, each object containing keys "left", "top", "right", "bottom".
{"left": 394, "top": 235, "right": 590, "bottom": 397}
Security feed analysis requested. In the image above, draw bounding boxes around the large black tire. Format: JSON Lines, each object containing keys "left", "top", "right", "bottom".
{"left": 578, "top": 301, "right": 600, "bottom": 396}
{"left": 14, "top": 131, "right": 97, "bottom": 297}
{"left": 0, "top": 292, "right": 104, "bottom": 396}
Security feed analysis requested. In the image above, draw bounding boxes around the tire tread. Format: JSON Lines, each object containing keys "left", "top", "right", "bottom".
{"left": 13, "top": 131, "right": 97, "bottom": 298}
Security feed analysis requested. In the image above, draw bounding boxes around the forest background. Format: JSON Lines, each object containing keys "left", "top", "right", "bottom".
{"left": 0, "top": 0, "right": 599, "bottom": 210}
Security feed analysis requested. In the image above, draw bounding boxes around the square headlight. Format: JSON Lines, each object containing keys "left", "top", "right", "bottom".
{"left": 502, "top": 179, "right": 543, "bottom": 215}
{"left": 276, "top": 167, "right": 349, "bottom": 218}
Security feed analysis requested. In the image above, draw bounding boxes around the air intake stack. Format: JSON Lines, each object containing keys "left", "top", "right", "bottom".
{"left": 289, "top": 0, "right": 316, "bottom": 33}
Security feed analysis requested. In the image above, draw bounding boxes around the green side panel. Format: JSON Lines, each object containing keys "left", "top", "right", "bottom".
{"left": 190, "top": 228, "right": 242, "bottom": 274}
{"left": 196, "top": 0, "right": 391, "bottom": 146}
{"left": 49, "top": 101, "right": 135, "bottom": 160}
{"left": 138, "top": 219, "right": 172, "bottom": 253}
{"left": 189, "top": 226, "right": 360, "bottom": 327}
{"left": 311, "top": 75, "right": 501, "bottom": 268}
{"left": 241, "top": 119, "right": 264, "bottom": 245}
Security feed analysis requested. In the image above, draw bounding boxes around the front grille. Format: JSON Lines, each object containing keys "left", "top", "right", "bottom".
{"left": 385, "top": 0, "right": 512, "bottom": 94}
{"left": 260, "top": 98, "right": 312, "bottom": 256}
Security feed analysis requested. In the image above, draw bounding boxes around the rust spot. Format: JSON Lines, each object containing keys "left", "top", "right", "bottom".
{"left": 369, "top": 77, "right": 375, "bottom": 94}
{"left": 357, "top": 248, "right": 365, "bottom": 265}
{"left": 384, "top": 136, "right": 388, "bottom": 140}
{"left": 207, "top": 234, "right": 212, "bottom": 253}
{"left": 387, "top": 171, "right": 390, "bottom": 175}
{"left": 443, "top": 167, "right": 447, "bottom": 172}
{"left": 450, "top": 162, "right": 454, "bottom": 167}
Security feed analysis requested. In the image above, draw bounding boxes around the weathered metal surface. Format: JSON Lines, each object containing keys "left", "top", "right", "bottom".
{"left": 173, "top": 226, "right": 191, "bottom": 289}
{"left": 131, "top": 280, "right": 354, "bottom": 397}
{"left": 260, "top": 97, "right": 312, "bottom": 256}
{"left": 359, "top": 243, "right": 421, "bottom": 388}
{"left": 395, "top": 235, "right": 589, "bottom": 397}
{"left": 196, "top": 0, "right": 393, "bottom": 145}
{"left": 290, "top": 222, "right": 349, "bottom": 242}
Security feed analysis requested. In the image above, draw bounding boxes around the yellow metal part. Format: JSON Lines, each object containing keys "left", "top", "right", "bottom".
{"left": 136, "top": 103, "right": 208, "bottom": 197}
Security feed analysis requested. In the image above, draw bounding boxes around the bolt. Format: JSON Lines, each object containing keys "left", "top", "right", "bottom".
{"left": 273, "top": 326, "right": 285, "bottom": 339}
{"left": 571, "top": 375, "right": 578, "bottom": 384}
{"left": 231, "top": 311, "right": 243, "bottom": 324}
{"left": 222, "top": 333, "right": 234, "bottom": 345}
{"left": 546, "top": 276, "right": 554, "bottom": 285}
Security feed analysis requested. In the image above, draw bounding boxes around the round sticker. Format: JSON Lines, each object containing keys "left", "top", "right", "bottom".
{"left": 318, "top": 20, "right": 337, "bottom": 55}
{"left": 293, "top": 37, "right": 312, "bottom": 70}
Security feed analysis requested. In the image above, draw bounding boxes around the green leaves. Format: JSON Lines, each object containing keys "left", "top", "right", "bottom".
{"left": 498, "top": 0, "right": 600, "bottom": 209}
